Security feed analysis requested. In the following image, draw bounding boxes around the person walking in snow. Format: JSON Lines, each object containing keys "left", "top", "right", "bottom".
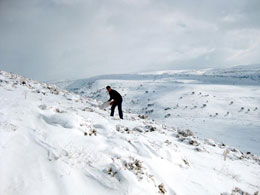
{"left": 106, "top": 86, "right": 123, "bottom": 119}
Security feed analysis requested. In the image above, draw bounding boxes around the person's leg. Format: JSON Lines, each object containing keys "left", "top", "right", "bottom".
{"left": 110, "top": 103, "right": 116, "bottom": 116}
{"left": 118, "top": 101, "right": 123, "bottom": 119}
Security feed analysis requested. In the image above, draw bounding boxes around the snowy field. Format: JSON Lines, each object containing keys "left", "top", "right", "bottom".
{"left": 1, "top": 69, "right": 260, "bottom": 194}
{"left": 59, "top": 65, "right": 260, "bottom": 155}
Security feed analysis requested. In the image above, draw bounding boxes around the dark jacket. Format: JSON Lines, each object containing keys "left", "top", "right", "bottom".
{"left": 108, "top": 89, "right": 122, "bottom": 102}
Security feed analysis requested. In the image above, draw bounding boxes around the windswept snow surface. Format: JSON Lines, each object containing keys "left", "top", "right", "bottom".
{"left": 58, "top": 65, "right": 260, "bottom": 156}
{"left": 1, "top": 71, "right": 259, "bottom": 195}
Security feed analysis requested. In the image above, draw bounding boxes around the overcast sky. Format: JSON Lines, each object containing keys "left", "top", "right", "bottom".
{"left": 0, "top": 0, "right": 260, "bottom": 81}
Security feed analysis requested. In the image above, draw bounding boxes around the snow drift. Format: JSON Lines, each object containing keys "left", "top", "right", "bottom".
{"left": 0, "top": 70, "right": 259, "bottom": 195}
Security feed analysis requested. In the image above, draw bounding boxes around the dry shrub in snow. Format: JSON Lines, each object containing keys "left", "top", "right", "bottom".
{"left": 202, "top": 104, "right": 207, "bottom": 108}
{"left": 158, "top": 183, "right": 167, "bottom": 194}
{"left": 145, "top": 109, "right": 154, "bottom": 114}
{"left": 164, "top": 113, "right": 171, "bottom": 118}
{"left": 144, "top": 125, "right": 156, "bottom": 132}
{"left": 177, "top": 129, "right": 194, "bottom": 137}
{"left": 84, "top": 129, "right": 97, "bottom": 136}
{"left": 124, "top": 158, "right": 144, "bottom": 180}
{"left": 107, "top": 167, "right": 118, "bottom": 177}
{"left": 38, "top": 104, "right": 47, "bottom": 110}
{"left": 204, "top": 138, "right": 216, "bottom": 147}
{"left": 138, "top": 114, "right": 148, "bottom": 119}
{"left": 55, "top": 108, "right": 63, "bottom": 113}
{"left": 221, "top": 187, "right": 259, "bottom": 195}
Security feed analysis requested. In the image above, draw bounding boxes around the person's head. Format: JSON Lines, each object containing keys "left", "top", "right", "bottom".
{"left": 106, "top": 86, "right": 111, "bottom": 92}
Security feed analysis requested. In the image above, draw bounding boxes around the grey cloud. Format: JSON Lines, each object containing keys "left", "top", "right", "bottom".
{"left": 0, "top": 0, "right": 259, "bottom": 81}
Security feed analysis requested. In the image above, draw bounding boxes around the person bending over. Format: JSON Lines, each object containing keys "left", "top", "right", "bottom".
{"left": 106, "top": 86, "right": 123, "bottom": 119}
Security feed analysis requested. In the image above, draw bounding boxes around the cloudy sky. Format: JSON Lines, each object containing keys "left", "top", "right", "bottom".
{"left": 0, "top": 0, "right": 260, "bottom": 81}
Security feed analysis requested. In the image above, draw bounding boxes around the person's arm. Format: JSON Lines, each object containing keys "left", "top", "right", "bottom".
{"left": 110, "top": 100, "right": 116, "bottom": 105}
{"left": 108, "top": 90, "right": 116, "bottom": 104}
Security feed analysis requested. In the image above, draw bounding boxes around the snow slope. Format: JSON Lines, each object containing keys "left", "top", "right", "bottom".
{"left": 1, "top": 70, "right": 260, "bottom": 195}
{"left": 57, "top": 65, "right": 260, "bottom": 155}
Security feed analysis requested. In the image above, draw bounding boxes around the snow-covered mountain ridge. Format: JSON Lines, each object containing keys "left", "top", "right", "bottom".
{"left": 56, "top": 64, "right": 260, "bottom": 91}
{"left": 0, "top": 70, "right": 259, "bottom": 195}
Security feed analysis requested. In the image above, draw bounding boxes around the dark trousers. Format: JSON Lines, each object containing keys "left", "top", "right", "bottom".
{"left": 111, "top": 100, "right": 123, "bottom": 119}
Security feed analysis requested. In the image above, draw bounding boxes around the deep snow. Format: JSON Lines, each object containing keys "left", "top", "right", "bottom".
{"left": 1, "top": 70, "right": 260, "bottom": 195}
{"left": 58, "top": 65, "right": 260, "bottom": 156}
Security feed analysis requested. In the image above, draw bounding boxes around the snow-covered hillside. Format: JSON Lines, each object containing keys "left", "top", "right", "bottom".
{"left": 57, "top": 65, "right": 260, "bottom": 155}
{"left": 1, "top": 70, "right": 260, "bottom": 195}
